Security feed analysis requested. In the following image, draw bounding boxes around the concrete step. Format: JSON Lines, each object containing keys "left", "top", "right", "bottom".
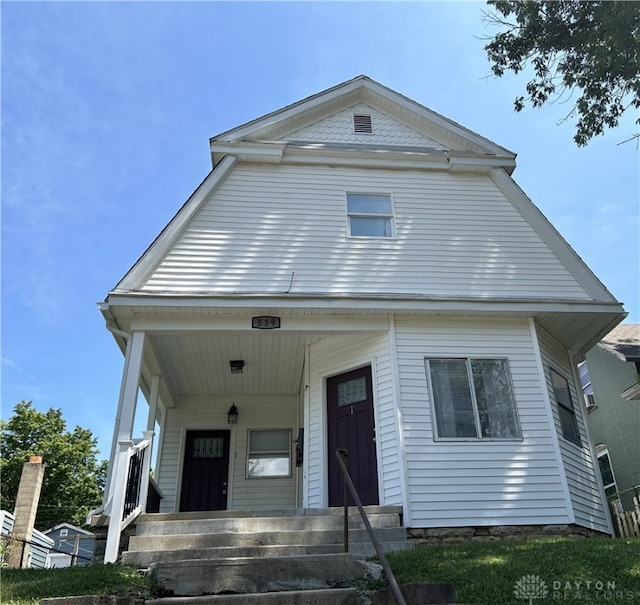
{"left": 127, "top": 526, "right": 408, "bottom": 552}
{"left": 123, "top": 539, "right": 412, "bottom": 566}
{"left": 149, "top": 554, "right": 383, "bottom": 596}
{"left": 145, "top": 582, "right": 459, "bottom": 604}
{"left": 134, "top": 513, "right": 400, "bottom": 536}
{"left": 137, "top": 506, "right": 402, "bottom": 524}
{"left": 146, "top": 589, "right": 363, "bottom": 604}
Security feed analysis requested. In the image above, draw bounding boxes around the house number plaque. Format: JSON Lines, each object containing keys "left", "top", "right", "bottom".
{"left": 252, "top": 316, "right": 281, "bottom": 329}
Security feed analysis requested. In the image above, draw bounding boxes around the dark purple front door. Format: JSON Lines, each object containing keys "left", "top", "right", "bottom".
{"left": 180, "top": 430, "right": 230, "bottom": 512}
{"left": 327, "top": 366, "right": 379, "bottom": 506}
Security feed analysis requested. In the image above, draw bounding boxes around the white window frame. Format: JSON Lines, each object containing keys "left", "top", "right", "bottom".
{"left": 549, "top": 367, "right": 582, "bottom": 446}
{"left": 346, "top": 193, "right": 395, "bottom": 239}
{"left": 246, "top": 428, "right": 292, "bottom": 479}
{"left": 425, "top": 357, "right": 522, "bottom": 441}
{"left": 596, "top": 447, "right": 622, "bottom": 512}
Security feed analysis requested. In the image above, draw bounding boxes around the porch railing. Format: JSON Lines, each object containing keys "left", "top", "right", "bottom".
{"left": 104, "top": 431, "right": 154, "bottom": 563}
{"left": 335, "top": 449, "right": 407, "bottom": 605}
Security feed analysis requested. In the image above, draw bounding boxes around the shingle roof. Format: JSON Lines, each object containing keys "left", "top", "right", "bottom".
{"left": 598, "top": 323, "right": 640, "bottom": 361}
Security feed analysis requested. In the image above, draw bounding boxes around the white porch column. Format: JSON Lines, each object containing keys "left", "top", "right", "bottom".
{"left": 106, "top": 331, "right": 146, "bottom": 507}
{"left": 146, "top": 374, "right": 161, "bottom": 432}
{"left": 116, "top": 331, "right": 146, "bottom": 443}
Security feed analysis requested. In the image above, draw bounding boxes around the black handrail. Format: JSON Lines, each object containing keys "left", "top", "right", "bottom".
{"left": 335, "top": 449, "right": 407, "bottom": 605}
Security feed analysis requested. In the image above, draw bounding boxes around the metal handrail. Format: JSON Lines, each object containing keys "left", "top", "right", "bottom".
{"left": 335, "top": 449, "right": 407, "bottom": 605}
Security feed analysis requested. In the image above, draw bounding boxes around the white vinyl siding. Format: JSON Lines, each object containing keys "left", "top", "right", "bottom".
{"left": 157, "top": 396, "right": 297, "bottom": 512}
{"left": 396, "top": 317, "right": 571, "bottom": 527}
{"left": 138, "top": 164, "right": 591, "bottom": 301}
{"left": 305, "top": 332, "right": 403, "bottom": 508}
{"left": 536, "top": 325, "right": 610, "bottom": 533}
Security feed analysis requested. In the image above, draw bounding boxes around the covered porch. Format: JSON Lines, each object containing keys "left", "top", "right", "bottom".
{"left": 93, "top": 302, "right": 390, "bottom": 562}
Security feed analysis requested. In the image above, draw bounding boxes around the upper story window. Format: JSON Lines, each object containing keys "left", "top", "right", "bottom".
{"left": 578, "top": 361, "right": 596, "bottom": 410}
{"left": 550, "top": 367, "right": 582, "bottom": 446}
{"left": 347, "top": 193, "right": 395, "bottom": 238}
{"left": 425, "top": 357, "right": 521, "bottom": 440}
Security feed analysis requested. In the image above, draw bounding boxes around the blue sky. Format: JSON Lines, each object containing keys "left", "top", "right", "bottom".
{"left": 2, "top": 1, "right": 638, "bottom": 459}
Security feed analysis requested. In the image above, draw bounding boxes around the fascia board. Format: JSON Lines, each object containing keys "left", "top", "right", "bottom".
{"left": 113, "top": 156, "right": 238, "bottom": 293}
{"left": 489, "top": 168, "right": 618, "bottom": 303}
{"left": 620, "top": 382, "right": 640, "bottom": 400}
{"left": 210, "top": 141, "right": 285, "bottom": 161}
{"left": 282, "top": 146, "right": 450, "bottom": 171}
{"left": 358, "top": 79, "right": 515, "bottom": 158}
{"left": 211, "top": 76, "right": 367, "bottom": 143}
{"left": 104, "top": 292, "right": 625, "bottom": 315}
{"left": 447, "top": 152, "right": 516, "bottom": 173}
{"left": 595, "top": 341, "right": 638, "bottom": 362}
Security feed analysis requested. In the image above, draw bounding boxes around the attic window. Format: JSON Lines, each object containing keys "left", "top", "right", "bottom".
{"left": 353, "top": 114, "right": 373, "bottom": 134}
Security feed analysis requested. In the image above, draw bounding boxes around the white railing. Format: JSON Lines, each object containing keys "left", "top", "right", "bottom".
{"left": 103, "top": 431, "right": 153, "bottom": 563}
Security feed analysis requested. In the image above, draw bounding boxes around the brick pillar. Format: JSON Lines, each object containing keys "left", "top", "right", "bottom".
{"left": 6, "top": 456, "right": 45, "bottom": 569}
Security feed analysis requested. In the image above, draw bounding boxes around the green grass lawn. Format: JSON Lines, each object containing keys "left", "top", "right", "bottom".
{"left": 1, "top": 564, "right": 157, "bottom": 605}
{"left": 384, "top": 537, "right": 640, "bottom": 604}
{"left": 2, "top": 538, "right": 639, "bottom": 605}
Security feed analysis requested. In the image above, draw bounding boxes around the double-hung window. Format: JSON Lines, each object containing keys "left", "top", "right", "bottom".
{"left": 246, "top": 429, "right": 292, "bottom": 478}
{"left": 346, "top": 193, "right": 394, "bottom": 238}
{"left": 426, "top": 358, "right": 521, "bottom": 439}
{"left": 550, "top": 367, "right": 581, "bottom": 446}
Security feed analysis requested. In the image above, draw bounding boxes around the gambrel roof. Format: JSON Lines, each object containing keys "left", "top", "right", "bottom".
{"left": 104, "top": 76, "right": 626, "bottom": 356}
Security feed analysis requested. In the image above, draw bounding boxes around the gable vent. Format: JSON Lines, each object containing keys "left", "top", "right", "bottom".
{"left": 353, "top": 114, "right": 373, "bottom": 134}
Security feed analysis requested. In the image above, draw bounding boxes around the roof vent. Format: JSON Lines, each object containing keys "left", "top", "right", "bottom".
{"left": 353, "top": 114, "right": 373, "bottom": 134}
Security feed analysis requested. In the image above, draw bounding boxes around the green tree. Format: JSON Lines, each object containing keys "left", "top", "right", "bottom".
{"left": 0, "top": 401, "right": 107, "bottom": 530}
{"left": 484, "top": 1, "right": 640, "bottom": 145}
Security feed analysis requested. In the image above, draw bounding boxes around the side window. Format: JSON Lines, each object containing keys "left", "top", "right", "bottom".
{"left": 596, "top": 447, "right": 622, "bottom": 512}
{"left": 246, "top": 429, "right": 292, "bottom": 478}
{"left": 550, "top": 367, "right": 581, "bottom": 446}
{"left": 346, "top": 193, "right": 394, "bottom": 238}
{"left": 425, "top": 358, "right": 521, "bottom": 440}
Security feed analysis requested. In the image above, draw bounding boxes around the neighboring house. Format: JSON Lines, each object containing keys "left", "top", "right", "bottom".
{"left": 91, "top": 76, "right": 627, "bottom": 562}
{"left": 580, "top": 324, "right": 640, "bottom": 512}
{"left": 43, "top": 523, "right": 95, "bottom": 567}
{"left": 0, "top": 510, "right": 53, "bottom": 569}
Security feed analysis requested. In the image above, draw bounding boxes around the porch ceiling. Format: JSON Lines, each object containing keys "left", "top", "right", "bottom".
{"left": 150, "top": 332, "right": 326, "bottom": 398}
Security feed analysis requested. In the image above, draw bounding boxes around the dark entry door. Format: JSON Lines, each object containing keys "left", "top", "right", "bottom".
{"left": 180, "top": 430, "right": 230, "bottom": 512}
{"left": 327, "top": 366, "right": 379, "bottom": 506}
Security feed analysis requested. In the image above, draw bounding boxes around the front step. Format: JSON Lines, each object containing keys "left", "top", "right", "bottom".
{"left": 123, "top": 507, "right": 414, "bottom": 601}
{"left": 150, "top": 554, "right": 382, "bottom": 596}
{"left": 146, "top": 589, "right": 364, "bottom": 605}
{"left": 123, "top": 506, "right": 411, "bottom": 568}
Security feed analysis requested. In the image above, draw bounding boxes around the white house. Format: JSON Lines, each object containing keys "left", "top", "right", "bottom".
{"left": 93, "top": 76, "right": 626, "bottom": 562}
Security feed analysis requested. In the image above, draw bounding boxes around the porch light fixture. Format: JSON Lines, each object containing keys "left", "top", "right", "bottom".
{"left": 227, "top": 403, "right": 239, "bottom": 424}
{"left": 230, "top": 359, "right": 244, "bottom": 374}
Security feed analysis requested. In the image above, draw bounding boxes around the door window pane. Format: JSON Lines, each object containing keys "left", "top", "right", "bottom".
{"left": 338, "top": 376, "right": 367, "bottom": 406}
{"left": 193, "top": 437, "right": 224, "bottom": 458}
